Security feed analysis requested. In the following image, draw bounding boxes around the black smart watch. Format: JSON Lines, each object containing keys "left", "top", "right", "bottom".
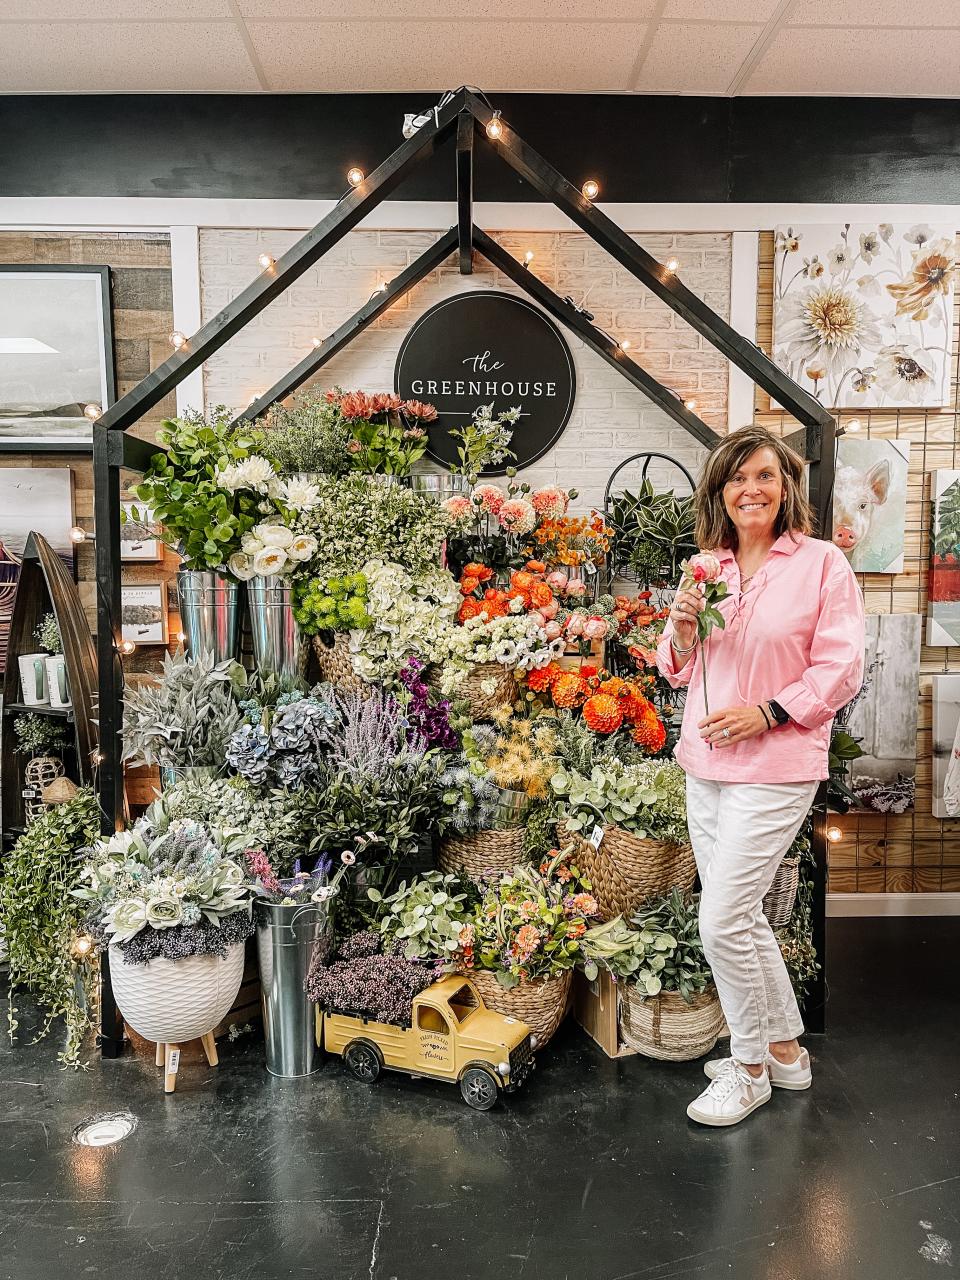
{"left": 767, "top": 699, "right": 790, "bottom": 726}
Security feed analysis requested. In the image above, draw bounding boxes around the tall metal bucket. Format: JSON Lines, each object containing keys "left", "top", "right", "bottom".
{"left": 409, "top": 473, "right": 471, "bottom": 501}
{"left": 255, "top": 897, "right": 334, "bottom": 1078}
{"left": 247, "top": 575, "right": 307, "bottom": 680}
{"left": 176, "top": 569, "right": 240, "bottom": 662}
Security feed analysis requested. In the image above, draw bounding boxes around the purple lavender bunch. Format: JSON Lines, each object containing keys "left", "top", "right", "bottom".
{"left": 398, "top": 659, "right": 459, "bottom": 752}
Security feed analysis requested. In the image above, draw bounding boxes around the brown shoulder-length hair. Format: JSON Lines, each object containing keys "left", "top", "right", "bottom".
{"left": 695, "top": 425, "right": 814, "bottom": 551}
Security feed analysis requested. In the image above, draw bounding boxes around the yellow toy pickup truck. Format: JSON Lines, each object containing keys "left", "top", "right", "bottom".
{"left": 316, "top": 975, "right": 537, "bottom": 1110}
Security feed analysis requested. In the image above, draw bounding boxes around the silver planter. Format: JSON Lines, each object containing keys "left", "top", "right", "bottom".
{"left": 255, "top": 897, "right": 335, "bottom": 1078}
{"left": 409, "top": 472, "right": 471, "bottom": 501}
{"left": 247, "top": 575, "right": 307, "bottom": 680}
{"left": 176, "top": 569, "right": 240, "bottom": 662}
{"left": 493, "top": 786, "right": 529, "bottom": 828}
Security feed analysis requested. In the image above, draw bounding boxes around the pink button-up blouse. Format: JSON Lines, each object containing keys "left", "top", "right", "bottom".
{"left": 655, "top": 533, "right": 865, "bottom": 783}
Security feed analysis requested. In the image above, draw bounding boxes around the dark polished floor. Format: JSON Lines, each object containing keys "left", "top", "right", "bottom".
{"left": 0, "top": 916, "right": 957, "bottom": 1280}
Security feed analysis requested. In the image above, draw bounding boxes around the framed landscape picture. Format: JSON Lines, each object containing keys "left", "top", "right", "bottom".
{"left": 928, "top": 469, "right": 960, "bottom": 646}
{"left": 0, "top": 468, "right": 74, "bottom": 673}
{"left": 772, "top": 222, "right": 956, "bottom": 409}
{"left": 121, "top": 583, "right": 168, "bottom": 646}
{"left": 0, "top": 265, "right": 116, "bottom": 444}
{"left": 120, "top": 501, "right": 162, "bottom": 562}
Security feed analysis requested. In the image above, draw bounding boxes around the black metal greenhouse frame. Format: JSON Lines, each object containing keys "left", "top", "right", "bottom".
{"left": 93, "top": 85, "right": 837, "bottom": 1057}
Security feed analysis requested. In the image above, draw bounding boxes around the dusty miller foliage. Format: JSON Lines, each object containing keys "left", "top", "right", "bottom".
{"left": 121, "top": 648, "right": 247, "bottom": 769}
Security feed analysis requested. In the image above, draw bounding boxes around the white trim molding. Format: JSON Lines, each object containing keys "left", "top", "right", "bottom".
{"left": 727, "top": 231, "right": 760, "bottom": 431}
{"left": 827, "top": 892, "right": 960, "bottom": 917}
{"left": 169, "top": 225, "right": 204, "bottom": 417}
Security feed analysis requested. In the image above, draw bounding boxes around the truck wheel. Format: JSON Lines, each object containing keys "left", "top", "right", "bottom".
{"left": 460, "top": 1066, "right": 499, "bottom": 1111}
{"left": 344, "top": 1040, "right": 381, "bottom": 1083}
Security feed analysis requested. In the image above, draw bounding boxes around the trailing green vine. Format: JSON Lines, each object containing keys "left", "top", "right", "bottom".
{"left": 0, "top": 789, "right": 102, "bottom": 1068}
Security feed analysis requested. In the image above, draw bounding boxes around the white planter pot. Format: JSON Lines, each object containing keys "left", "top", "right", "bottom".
{"left": 45, "top": 656, "right": 70, "bottom": 708}
{"left": 110, "top": 941, "right": 245, "bottom": 1043}
{"left": 18, "top": 653, "right": 49, "bottom": 705}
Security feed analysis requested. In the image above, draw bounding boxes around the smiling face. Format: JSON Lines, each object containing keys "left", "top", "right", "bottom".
{"left": 722, "top": 446, "right": 784, "bottom": 542}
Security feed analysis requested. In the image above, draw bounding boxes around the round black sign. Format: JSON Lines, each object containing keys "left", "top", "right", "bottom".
{"left": 395, "top": 290, "right": 576, "bottom": 474}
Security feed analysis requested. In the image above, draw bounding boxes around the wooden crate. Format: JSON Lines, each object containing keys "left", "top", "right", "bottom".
{"left": 572, "top": 970, "right": 636, "bottom": 1059}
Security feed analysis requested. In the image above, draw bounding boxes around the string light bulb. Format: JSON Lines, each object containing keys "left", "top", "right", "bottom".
{"left": 683, "top": 397, "right": 698, "bottom": 411}
{"left": 83, "top": 403, "right": 102, "bottom": 421}
{"left": 619, "top": 339, "right": 631, "bottom": 352}
{"left": 581, "top": 179, "right": 600, "bottom": 202}
{"left": 247, "top": 392, "right": 262, "bottom": 407}
{"left": 523, "top": 250, "right": 535, "bottom": 265}
{"left": 71, "top": 934, "right": 94, "bottom": 959}
{"left": 826, "top": 825, "right": 843, "bottom": 843}
{"left": 311, "top": 337, "right": 322, "bottom": 349}
{"left": 347, "top": 166, "right": 364, "bottom": 187}
{"left": 69, "top": 525, "right": 88, "bottom": 544}
{"left": 375, "top": 280, "right": 388, "bottom": 294}
{"left": 485, "top": 110, "right": 503, "bottom": 140}
{"left": 118, "top": 639, "right": 136, "bottom": 656}
{"left": 665, "top": 257, "right": 680, "bottom": 273}
{"left": 258, "top": 252, "right": 276, "bottom": 271}
{"left": 175, "top": 630, "right": 187, "bottom": 643}
{"left": 168, "top": 330, "right": 187, "bottom": 351}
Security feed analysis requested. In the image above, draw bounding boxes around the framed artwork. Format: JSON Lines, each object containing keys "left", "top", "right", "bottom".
{"left": 844, "top": 613, "right": 922, "bottom": 813}
{"left": 0, "top": 468, "right": 74, "bottom": 673}
{"left": 832, "top": 436, "right": 911, "bottom": 574}
{"left": 772, "top": 222, "right": 955, "bottom": 408}
{"left": 0, "top": 265, "right": 116, "bottom": 444}
{"left": 121, "top": 584, "right": 168, "bottom": 646}
{"left": 928, "top": 469, "right": 960, "bottom": 646}
{"left": 932, "top": 674, "right": 960, "bottom": 819}
{"left": 120, "top": 501, "right": 162, "bottom": 562}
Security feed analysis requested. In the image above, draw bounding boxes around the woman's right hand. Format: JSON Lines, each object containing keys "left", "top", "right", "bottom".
{"left": 669, "top": 586, "right": 704, "bottom": 650}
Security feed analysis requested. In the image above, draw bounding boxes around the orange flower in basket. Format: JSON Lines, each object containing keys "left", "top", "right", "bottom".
{"left": 458, "top": 599, "right": 483, "bottom": 622}
{"left": 579, "top": 664, "right": 600, "bottom": 681}
{"left": 552, "top": 672, "right": 587, "bottom": 709}
{"left": 463, "top": 562, "right": 493, "bottom": 581}
{"left": 582, "top": 693, "right": 623, "bottom": 734}
{"left": 530, "top": 582, "right": 553, "bottom": 609}
{"left": 525, "top": 663, "right": 560, "bottom": 693}
{"left": 525, "top": 559, "right": 547, "bottom": 573}
{"left": 460, "top": 575, "right": 480, "bottom": 596}
{"left": 511, "top": 570, "right": 536, "bottom": 593}
{"left": 631, "top": 707, "right": 667, "bottom": 753}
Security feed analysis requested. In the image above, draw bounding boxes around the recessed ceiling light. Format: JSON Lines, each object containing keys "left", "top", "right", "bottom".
{"left": 72, "top": 1112, "right": 138, "bottom": 1148}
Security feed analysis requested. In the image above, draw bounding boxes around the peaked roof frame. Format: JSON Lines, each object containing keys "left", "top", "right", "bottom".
{"left": 92, "top": 86, "right": 836, "bottom": 1054}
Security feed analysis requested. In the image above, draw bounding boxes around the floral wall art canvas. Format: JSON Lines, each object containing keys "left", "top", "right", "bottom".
{"left": 932, "top": 674, "right": 960, "bottom": 819}
{"left": 928, "top": 469, "right": 960, "bottom": 646}
{"left": 772, "top": 222, "right": 956, "bottom": 409}
{"left": 832, "top": 436, "right": 911, "bottom": 574}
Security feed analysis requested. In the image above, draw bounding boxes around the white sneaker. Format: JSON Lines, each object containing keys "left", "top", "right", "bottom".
{"left": 686, "top": 1059, "right": 772, "bottom": 1127}
{"left": 704, "top": 1047, "right": 812, "bottom": 1091}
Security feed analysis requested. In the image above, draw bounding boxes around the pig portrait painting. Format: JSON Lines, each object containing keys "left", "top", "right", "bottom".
{"left": 832, "top": 438, "right": 911, "bottom": 573}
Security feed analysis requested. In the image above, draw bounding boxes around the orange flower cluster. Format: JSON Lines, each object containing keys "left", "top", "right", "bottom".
{"left": 457, "top": 559, "right": 557, "bottom": 624}
{"left": 613, "top": 592, "right": 660, "bottom": 635}
{"left": 527, "top": 513, "right": 612, "bottom": 568}
{"left": 523, "top": 663, "right": 666, "bottom": 753}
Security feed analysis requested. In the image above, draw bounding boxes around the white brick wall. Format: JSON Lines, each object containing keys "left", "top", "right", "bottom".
{"left": 200, "top": 227, "right": 732, "bottom": 512}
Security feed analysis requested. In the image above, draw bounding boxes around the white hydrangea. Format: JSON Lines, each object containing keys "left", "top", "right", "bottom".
{"left": 216, "top": 455, "right": 276, "bottom": 494}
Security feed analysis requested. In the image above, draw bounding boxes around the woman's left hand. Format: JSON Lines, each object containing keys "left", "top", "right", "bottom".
{"left": 698, "top": 705, "right": 768, "bottom": 747}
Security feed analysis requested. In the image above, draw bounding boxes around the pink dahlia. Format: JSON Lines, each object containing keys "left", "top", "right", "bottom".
{"left": 531, "top": 485, "right": 570, "bottom": 518}
{"left": 498, "top": 498, "right": 537, "bottom": 535}
{"left": 472, "top": 483, "right": 505, "bottom": 515}
{"left": 443, "top": 495, "right": 473, "bottom": 519}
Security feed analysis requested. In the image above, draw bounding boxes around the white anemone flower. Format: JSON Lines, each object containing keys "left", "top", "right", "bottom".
{"left": 228, "top": 552, "right": 256, "bottom": 581}
{"left": 874, "top": 343, "right": 937, "bottom": 405}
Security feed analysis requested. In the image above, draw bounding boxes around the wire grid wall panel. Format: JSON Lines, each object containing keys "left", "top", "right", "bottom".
{"left": 756, "top": 231, "right": 960, "bottom": 893}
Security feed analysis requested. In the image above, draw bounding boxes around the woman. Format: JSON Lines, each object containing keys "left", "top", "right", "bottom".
{"left": 656, "top": 425, "right": 864, "bottom": 1128}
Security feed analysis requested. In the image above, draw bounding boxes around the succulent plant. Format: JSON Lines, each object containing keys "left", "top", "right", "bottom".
{"left": 630, "top": 889, "right": 712, "bottom": 1003}
{"left": 551, "top": 758, "right": 687, "bottom": 842}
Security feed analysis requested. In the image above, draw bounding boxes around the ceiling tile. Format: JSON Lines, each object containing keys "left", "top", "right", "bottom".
{"left": 789, "top": 0, "right": 960, "bottom": 24}
{"left": 633, "top": 21, "right": 764, "bottom": 93}
{"left": 0, "top": 22, "right": 261, "bottom": 92}
{"left": 2, "top": 0, "right": 231, "bottom": 15}
{"left": 661, "top": 0, "right": 783, "bottom": 19}
{"left": 246, "top": 20, "right": 646, "bottom": 91}
{"left": 745, "top": 25, "right": 960, "bottom": 94}
{"left": 238, "top": 0, "right": 657, "bottom": 17}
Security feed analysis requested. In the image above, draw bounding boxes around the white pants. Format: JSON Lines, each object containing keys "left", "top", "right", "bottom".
{"left": 685, "top": 774, "right": 818, "bottom": 1064}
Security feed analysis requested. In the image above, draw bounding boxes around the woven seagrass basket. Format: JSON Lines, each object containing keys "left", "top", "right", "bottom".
{"left": 430, "top": 662, "right": 517, "bottom": 720}
{"left": 619, "top": 985, "right": 725, "bottom": 1061}
{"left": 558, "top": 821, "right": 696, "bottom": 921}
{"left": 467, "top": 968, "right": 572, "bottom": 1046}
{"left": 438, "top": 828, "right": 526, "bottom": 881}
{"left": 762, "top": 852, "right": 800, "bottom": 928}
{"left": 311, "top": 632, "right": 371, "bottom": 696}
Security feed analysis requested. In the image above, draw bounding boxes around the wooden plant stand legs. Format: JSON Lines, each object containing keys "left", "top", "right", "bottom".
{"left": 156, "top": 1034, "right": 219, "bottom": 1093}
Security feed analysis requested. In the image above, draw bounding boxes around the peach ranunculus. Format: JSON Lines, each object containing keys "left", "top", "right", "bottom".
{"left": 565, "top": 612, "right": 586, "bottom": 638}
{"left": 582, "top": 616, "right": 610, "bottom": 641}
{"left": 525, "top": 559, "right": 547, "bottom": 573}
{"left": 543, "top": 620, "right": 563, "bottom": 640}
{"left": 537, "top": 596, "right": 560, "bottom": 621}
{"left": 565, "top": 579, "right": 587, "bottom": 597}
{"left": 545, "top": 570, "right": 569, "bottom": 592}
{"left": 529, "top": 582, "right": 553, "bottom": 609}
{"left": 402, "top": 399, "right": 439, "bottom": 421}
{"left": 684, "top": 551, "right": 722, "bottom": 584}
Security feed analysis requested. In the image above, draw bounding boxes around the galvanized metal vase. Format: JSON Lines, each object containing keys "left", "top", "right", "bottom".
{"left": 256, "top": 895, "right": 336, "bottom": 1078}
{"left": 247, "top": 574, "right": 307, "bottom": 681}
{"left": 176, "top": 569, "right": 241, "bottom": 662}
